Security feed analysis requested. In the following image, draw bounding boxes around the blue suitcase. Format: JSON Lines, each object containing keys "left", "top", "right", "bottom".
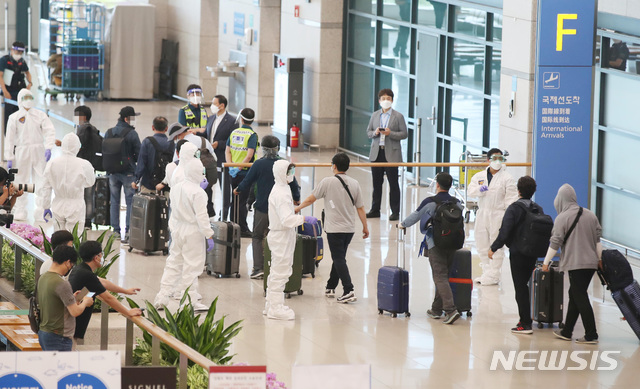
{"left": 449, "top": 249, "right": 473, "bottom": 316}
{"left": 611, "top": 281, "right": 640, "bottom": 340}
{"left": 377, "top": 228, "right": 410, "bottom": 318}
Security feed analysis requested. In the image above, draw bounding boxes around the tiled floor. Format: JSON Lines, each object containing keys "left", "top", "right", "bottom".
{"left": 9, "top": 77, "right": 640, "bottom": 388}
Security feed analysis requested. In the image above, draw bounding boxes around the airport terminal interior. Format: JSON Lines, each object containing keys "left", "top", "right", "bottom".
{"left": 0, "top": 0, "right": 640, "bottom": 388}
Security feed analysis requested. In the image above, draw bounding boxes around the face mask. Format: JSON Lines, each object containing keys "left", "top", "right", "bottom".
{"left": 286, "top": 166, "right": 295, "bottom": 183}
{"left": 189, "top": 96, "right": 203, "bottom": 105}
{"left": 22, "top": 99, "right": 33, "bottom": 110}
{"left": 64, "top": 262, "right": 74, "bottom": 277}
{"left": 129, "top": 118, "right": 136, "bottom": 128}
{"left": 287, "top": 174, "right": 294, "bottom": 183}
{"left": 490, "top": 160, "right": 502, "bottom": 171}
{"left": 11, "top": 53, "right": 22, "bottom": 62}
{"left": 380, "top": 100, "right": 392, "bottom": 110}
{"left": 73, "top": 116, "right": 80, "bottom": 126}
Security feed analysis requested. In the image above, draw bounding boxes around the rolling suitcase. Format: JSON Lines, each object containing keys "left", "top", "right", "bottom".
{"left": 128, "top": 192, "right": 169, "bottom": 255}
{"left": 449, "top": 249, "right": 473, "bottom": 316}
{"left": 206, "top": 194, "right": 242, "bottom": 278}
{"left": 377, "top": 227, "right": 410, "bottom": 318}
{"left": 597, "top": 249, "right": 640, "bottom": 340}
{"left": 530, "top": 264, "right": 564, "bottom": 328}
{"left": 298, "top": 220, "right": 324, "bottom": 267}
{"left": 263, "top": 235, "right": 304, "bottom": 298}
{"left": 300, "top": 235, "right": 318, "bottom": 278}
{"left": 93, "top": 176, "right": 110, "bottom": 226}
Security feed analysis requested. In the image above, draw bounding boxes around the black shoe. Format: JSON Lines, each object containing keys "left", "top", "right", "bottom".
{"left": 389, "top": 213, "right": 399, "bottom": 221}
{"left": 366, "top": 211, "right": 380, "bottom": 218}
{"left": 241, "top": 230, "right": 253, "bottom": 238}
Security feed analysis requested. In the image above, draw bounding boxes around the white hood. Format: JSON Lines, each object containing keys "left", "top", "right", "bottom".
{"left": 273, "top": 159, "right": 291, "bottom": 186}
{"left": 17, "top": 88, "right": 32, "bottom": 111}
{"left": 179, "top": 142, "right": 198, "bottom": 163}
{"left": 61, "top": 133, "right": 81, "bottom": 156}
{"left": 184, "top": 158, "right": 205, "bottom": 185}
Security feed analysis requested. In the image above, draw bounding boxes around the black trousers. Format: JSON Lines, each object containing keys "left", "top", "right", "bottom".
{"left": 326, "top": 233, "right": 355, "bottom": 293}
{"left": 3, "top": 88, "right": 20, "bottom": 135}
{"left": 220, "top": 168, "right": 232, "bottom": 221}
{"left": 561, "top": 268, "right": 598, "bottom": 340}
{"left": 370, "top": 148, "right": 400, "bottom": 214}
{"left": 230, "top": 172, "right": 250, "bottom": 232}
{"left": 509, "top": 252, "right": 538, "bottom": 326}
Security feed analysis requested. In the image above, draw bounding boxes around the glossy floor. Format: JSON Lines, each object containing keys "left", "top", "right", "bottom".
{"left": 16, "top": 89, "right": 640, "bottom": 389}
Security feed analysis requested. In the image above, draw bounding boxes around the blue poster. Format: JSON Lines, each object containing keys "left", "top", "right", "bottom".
{"left": 234, "top": 13, "right": 245, "bottom": 37}
{"left": 0, "top": 373, "right": 43, "bottom": 389}
{"left": 58, "top": 373, "right": 107, "bottom": 389}
{"left": 533, "top": 0, "right": 596, "bottom": 216}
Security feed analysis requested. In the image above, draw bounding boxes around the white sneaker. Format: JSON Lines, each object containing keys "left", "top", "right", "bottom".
{"left": 474, "top": 277, "right": 483, "bottom": 284}
{"left": 192, "top": 302, "right": 209, "bottom": 312}
{"left": 153, "top": 294, "right": 170, "bottom": 310}
{"left": 481, "top": 278, "right": 499, "bottom": 286}
{"left": 267, "top": 305, "right": 295, "bottom": 321}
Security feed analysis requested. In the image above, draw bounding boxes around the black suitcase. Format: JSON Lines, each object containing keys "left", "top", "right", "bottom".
{"left": 206, "top": 221, "right": 241, "bottom": 277}
{"left": 128, "top": 192, "right": 169, "bottom": 255}
{"left": 300, "top": 235, "right": 317, "bottom": 277}
{"left": 263, "top": 235, "right": 304, "bottom": 298}
{"left": 529, "top": 265, "right": 564, "bottom": 328}
{"left": 377, "top": 227, "right": 410, "bottom": 318}
{"left": 449, "top": 249, "right": 473, "bottom": 316}
{"left": 93, "top": 176, "right": 110, "bottom": 226}
{"left": 612, "top": 281, "right": 640, "bottom": 341}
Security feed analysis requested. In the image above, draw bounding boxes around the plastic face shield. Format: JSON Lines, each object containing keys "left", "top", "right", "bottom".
{"left": 21, "top": 95, "right": 34, "bottom": 102}
{"left": 489, "top": 154, "right": 506, "bottom": 162}
{"left": 187, "top": 88, "right": 203, "bottom": 98}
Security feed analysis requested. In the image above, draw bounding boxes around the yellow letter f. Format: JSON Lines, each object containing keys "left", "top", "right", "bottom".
{"left": 557, "top": 14, "right": 578, "bottom": 51}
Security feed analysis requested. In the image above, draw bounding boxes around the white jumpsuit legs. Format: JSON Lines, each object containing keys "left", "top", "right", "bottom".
{"left": 157, "top": 229, "right": 206, "bottom": 302}
{"left": 13, "top": 144, "right": 46, "bottom": 219}
{"left": 266, "top": 229, "right": 296, "bottom": 308}
{"left": 475, "top": 208, "right": 505, "bottom": 283}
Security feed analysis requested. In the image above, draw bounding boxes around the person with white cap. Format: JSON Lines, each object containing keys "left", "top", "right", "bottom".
{"left": 4, "top": 88, "right": 56, "bottom": 220}
{"left": 0, "top": 41, "right": 32, "bottom": 131}
{"left": 102, "top": 106, "right": 141, "bottom": 244}
{"left": 40, "top": 133, "right": 96, "bottom": 231}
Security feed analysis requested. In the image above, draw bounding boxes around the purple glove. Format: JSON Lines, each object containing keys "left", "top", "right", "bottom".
{"left": 43, "top": 209, "right": 52, "bottom": 222}
{"left": 200, "top": 178, "right": 209, "bottom": 190}
{"left": 206, "top": 238, "right": 214, "bottom": 252}
{"left": 7, "top": 161, "right": 12, "bottom": 169}
{"left": 45, "top": 149, "right": 52, "bottom": 162}
{"left": 304, "top": 216, "right": 318, "bottom": 225}
{"left": 479, "top": 185, "right": 489, "bottom": 193}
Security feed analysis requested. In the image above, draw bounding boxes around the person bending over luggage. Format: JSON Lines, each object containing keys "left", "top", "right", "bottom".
{"left": 69, "top": 241, "right": 143, "bottom": 342}
{"left": 235, "top": 135, "right": 301, "bottom": 280}
{"left": 295, "top": 152, "right": 369, "bottom": 303}
{"left": 265, "top": 160, "right": 314, "bottom": 320}
{"left": 40, "top": 133, "right": 96, "bottom": 231}
{"left": 154, "top": 158, "right": 215, "bottom": 312}
{"left": 489, "top": 175, "right": 546, "bottom": 334}
{"left": 399, "top": 172, "right": 463, "bottom": 325}
{"left": 542, "top": 184, "right": 602, "bottom": 344}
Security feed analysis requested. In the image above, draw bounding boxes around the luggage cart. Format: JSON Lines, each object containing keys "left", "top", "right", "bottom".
{"left": 48, "top": 1, "right": 105, "bottom": 100}
{"left": 458, "top": 151, "right": 486, "bottom": 223}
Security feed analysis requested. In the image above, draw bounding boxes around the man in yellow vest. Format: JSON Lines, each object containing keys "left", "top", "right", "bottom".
{"left": 225, "top": 108, "right": 258, "bottom": 238}
{"left": 178, "top": 84, "right": 208, "bottom": 134}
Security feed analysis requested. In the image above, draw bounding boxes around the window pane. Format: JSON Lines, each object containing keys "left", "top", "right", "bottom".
{"left": 492, "top": 14, "right": 502, "bottom": 42}
{"left": 452, "top": 38, "right": 485, "bottom": 91}
{"left": 454, "top": 6, "right": 486, "bottom": 39}
{"left": 379, "top": 21, "right": 411, "bottom": 71}
{"left": 603, "top": 39, "right": 640, "bottom": 74}
{"left": 600, "top": 189, "right": 640, "bottom": 250}
{"left": 601, "top": 132, "right": 640, "bottom": 194}
{"left": 450, "top": 90, "right": 484, "bottom": 147}
{"left": 344, "top": 109, "right": 373, "bottom": 156}
{"left": 491, "top": 47, "right": 501, "bottom": 95}
{"left": 417, "top": 0, "right": 447, "bottom": 29}
{"left": 382, "top": 0, "right": 411, "bottom": 22}
{"left": 347, "top": 63, "right": 374, "bottom": 111}
{"left": 348, "top": 14, "right": 376, "bottom": 63}
{"left": 602, "top": 73, "right": 640, "bottom": 135}
{"left": 377, "top": 71, "right": 410, "bottom": 118}
{"left": 489, "top": 98, "right": 499, "bottom": 147}
{"left": 351, "top": 0, "right": 376, "bottom": 14}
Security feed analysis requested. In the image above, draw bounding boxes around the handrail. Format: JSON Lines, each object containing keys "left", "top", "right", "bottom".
{"left": 223, "top": 162, "right": 532, "bottom": 168}
{"left": 0, "top": 226, "right": 50, "bottom": 290}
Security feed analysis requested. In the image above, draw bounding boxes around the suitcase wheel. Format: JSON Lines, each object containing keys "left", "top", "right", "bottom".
{"left": 538, "top": 322, "right": 544, "bottom": 329}
{"left": 311, "top": 274, "right": 315, "bottom": 278}
{"left": 162, "top": 249, "right": 169, "bottom": 255}
{"left": 285, "top": 293, "right": 291, "bottom": 299}
{"left": 405, "top": 312, "right": 411, "bottom": 318}
{"left": 378, "top": 309, "right": 383, "bottom": 315}
{"left": 297, "top": 290, "right": 303, "bottom": 296}
{"left": 466, "top": 311, "right": 472, "bottom": 317}
{"left": 235, "top": 273, "right": 241, "bottom": 278}
{"left": 217, "top": 274, "right": 223, "bottom": 279}
{"left": 128, "top": 247, "right": 133, "bottom": 252}
{"left": 391, "top": 313, "right": 397, "bottom": 318}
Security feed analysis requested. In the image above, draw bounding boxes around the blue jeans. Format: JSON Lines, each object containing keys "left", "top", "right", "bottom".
{"left": 38, "top": 330, "right": 72, "bottom": 351}
{"left": 109, "top": 172, "right": 135, "bottom": 234}
{"left": 326, "top": 233, "right": 355, "bottom": 293}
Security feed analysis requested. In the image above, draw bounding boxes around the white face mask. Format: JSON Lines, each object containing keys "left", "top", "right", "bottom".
{"left": 11, "top": 53, "right": 22, "bottom": 62}
{"left": 73, "top": 116, "right": 80, "bottom": 126}
{"left": 22, "top": 99, "right": 33, "bottom": 110}
{"left": 286, "top": 174, "right": 294, "bottom": 183}
{"left": 490, "top": 160, "right": 502, "bottom": 171}
{"left": 129, "top": 118, "right": 136, "bottom": 128}
{"left": 380, "top": 100, "right": 392, "bottom": 110}
{"left": 189, "top": 96, "right": 203, "bottom": 105}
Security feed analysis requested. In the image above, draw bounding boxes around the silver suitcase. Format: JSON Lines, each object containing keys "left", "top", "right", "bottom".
{"left": 206, "top": 221, "right": 241, "bottom": 278}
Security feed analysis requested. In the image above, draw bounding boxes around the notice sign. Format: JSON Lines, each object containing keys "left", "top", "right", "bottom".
{"left": 209, "top": 366, "right": 266, "bottom": 389}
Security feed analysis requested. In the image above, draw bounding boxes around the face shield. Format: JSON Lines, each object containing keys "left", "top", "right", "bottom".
{"left": 11, "top": 46, "right": 24, "bottom": 62}
{"left": 21, "top": 93, "right": 34, "bottom": 110}
{"left": 187, "top": 88, "right": 204, "bottom": 106}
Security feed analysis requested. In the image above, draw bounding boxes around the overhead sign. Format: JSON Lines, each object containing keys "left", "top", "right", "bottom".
{"left": 533, "top": 0, "right": 596, "bottom": 217}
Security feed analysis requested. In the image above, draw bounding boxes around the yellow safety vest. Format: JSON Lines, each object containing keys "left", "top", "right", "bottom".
{"left": 228, "top": 126, "right": 258, "bottom": 169}
{"left": 182, "top": 104, "right": 207, "bottom": 128}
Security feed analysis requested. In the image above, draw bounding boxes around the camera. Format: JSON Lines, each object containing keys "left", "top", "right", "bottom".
{"left": 6, "top": 169, "right": 35, "bottom": 193}
{"left": 0, "top": 207, "right": 12, "bottom": 227}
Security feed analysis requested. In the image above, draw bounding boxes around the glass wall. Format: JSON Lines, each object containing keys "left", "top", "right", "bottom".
{"left": 593, "top": 32, "right": 640, "bottom": 252}
{"left": 341, "top": 0, "right": 502, "bottom": 182}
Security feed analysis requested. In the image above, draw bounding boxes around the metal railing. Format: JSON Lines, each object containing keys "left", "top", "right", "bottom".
{"left": 0, "top": 226, "right": 215, "bottom": 389}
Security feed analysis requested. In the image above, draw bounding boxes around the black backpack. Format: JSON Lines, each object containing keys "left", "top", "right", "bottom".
{"left": 199, "top": 137, "right": 218, "bottom": 189}
{"left": 148, "top": 137, "right": 175, "bottom": 187}
{"left": 429, "top": 198, "right": 465, "bottom": 250}
{"left": 102, "top": 127, "right": 134, "bottom": 173}
{"left": 512, "top": 201, "right": 553, "bottom": 257}
{"left": 77, "top": 124, "right": 103, "bottom": 171}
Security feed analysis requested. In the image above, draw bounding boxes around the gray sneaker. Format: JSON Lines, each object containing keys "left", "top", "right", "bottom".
{"left": 250, "top": 269, "right": 264, "bottom": 279}
{"left": 553, "top": 330, "right": 572, "bottom": 341}
{"left": 336, "top": 291, "right": 357, "bottom": 303}
{"left": 443, "top": 310, "right": 461, "bottom": 325}
{"left": 427, "top": 309, "right": 443, "bottom": 319}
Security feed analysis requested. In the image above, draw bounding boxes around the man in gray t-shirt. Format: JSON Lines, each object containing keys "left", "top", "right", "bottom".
{"left": 295, "top": 153, "right": 369, "bottom": 303}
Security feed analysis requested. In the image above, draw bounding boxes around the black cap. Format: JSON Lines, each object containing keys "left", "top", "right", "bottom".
{"left": 119, "top": 106, "right": 140, "bottom": 120}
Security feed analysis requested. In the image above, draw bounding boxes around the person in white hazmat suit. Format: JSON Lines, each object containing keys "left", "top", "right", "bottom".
{"left": 40, "top": 133, "right": 96, "bottom": 231}
{"left": 154, "top": 158, "right": 214, "bottom": 312}
{"left": 4, "top": 88, "right": 56, "bottom": 220}
{"left": 166, "top": 141, "right": 198, "bottom": 187}
{"left": 467, "top": 148, "right": 518, "bottom": 285}
{"left": 265, "top": 160, "right": 317, "bottom": 320}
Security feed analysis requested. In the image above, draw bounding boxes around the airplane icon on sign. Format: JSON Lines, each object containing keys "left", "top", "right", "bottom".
{"left": 543, "top": 72, "right": 560, "bottom": 89}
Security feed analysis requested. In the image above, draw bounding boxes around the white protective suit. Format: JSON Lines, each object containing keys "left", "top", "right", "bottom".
{"left": 154, "top": 158, "right": 214, "bottom": 308}
{"left": 4, "top": 89, "right": 56, "bottom": 220}
{"left": 40, "top": 133, "right": 96, "bottom": 231}
{"left": 467, "top": 165, "right": 518, "bottom": 284}
{"left": 167, "top": 142, "right": 198, "bottom": 187}
{"left": 265, "top": 160, "right": 305, "bottom": 320}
